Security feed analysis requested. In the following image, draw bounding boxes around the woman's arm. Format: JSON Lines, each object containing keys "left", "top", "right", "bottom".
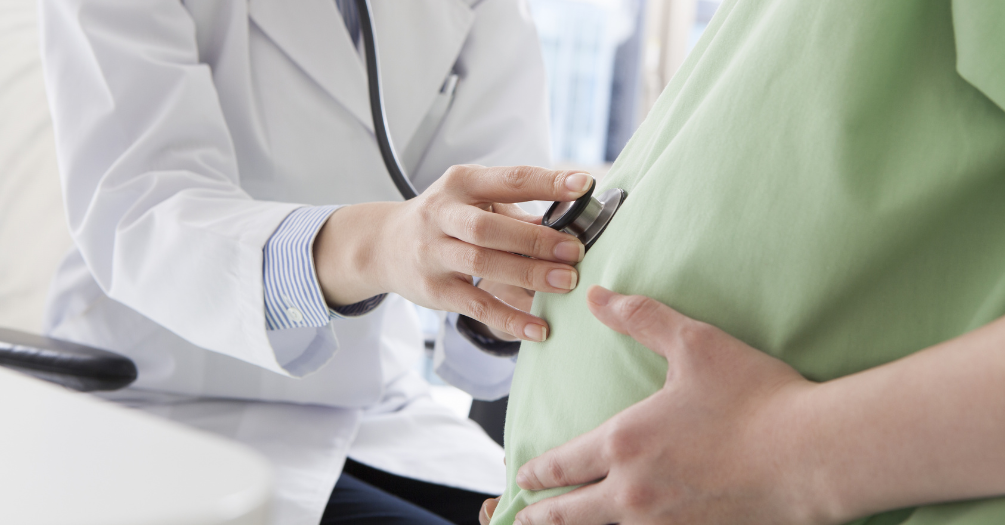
{"left": 801, "top": 307, "right": 1005, "bottom": 521}
{"left": 508, "top": 286, "right": 1005, "bottom": 525}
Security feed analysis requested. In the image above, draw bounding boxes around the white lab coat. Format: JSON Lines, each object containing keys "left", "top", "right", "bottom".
{"left": 37, "top": 0, "right": 550, "bottom": 523}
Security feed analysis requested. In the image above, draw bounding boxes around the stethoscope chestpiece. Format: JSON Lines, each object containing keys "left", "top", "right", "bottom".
{"left": 543, "top": 180, "right": 626, "bottom": 251}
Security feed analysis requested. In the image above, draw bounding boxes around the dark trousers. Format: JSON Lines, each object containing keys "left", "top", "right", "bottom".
{"left": 320, "top": 458, "right": 495, "bottom": 525}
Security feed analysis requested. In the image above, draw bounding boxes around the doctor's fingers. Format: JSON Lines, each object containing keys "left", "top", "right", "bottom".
{"left": 439, "top": 280, "right": 548, "bottom": 343}
{"left": 439, "top": 238, "right": 579, "bottom": 294}
{"left": 489, "top": 202, "right": 543, "bottom": 225}
{"left": 441, "top": 207, "right": 583, "bottom": 263}
{"left": 478, "top": 279, "right": 535, "bottom": 314}
{"left": 514, "top": 482, "right": 618, "bottom": 525}
{"left": 445, "top": 165, "right": 594, "bottom": 204}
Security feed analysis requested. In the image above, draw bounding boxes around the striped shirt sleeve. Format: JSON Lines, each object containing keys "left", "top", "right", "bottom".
{"left": 263, "top": 206, "right": 386, "bottom": 331}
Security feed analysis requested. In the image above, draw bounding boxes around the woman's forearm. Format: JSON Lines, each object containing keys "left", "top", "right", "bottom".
{"left": 801, "top": 315, "right": 1005, "bottom": 522}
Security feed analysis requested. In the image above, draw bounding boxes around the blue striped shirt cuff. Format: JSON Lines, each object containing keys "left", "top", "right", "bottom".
{"left": 263, "top": 205, "right": 386, "bottom": 331}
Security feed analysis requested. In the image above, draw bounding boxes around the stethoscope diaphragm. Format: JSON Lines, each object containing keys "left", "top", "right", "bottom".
{"left": 543, "top": 180, "right": 626, "bottom": 251}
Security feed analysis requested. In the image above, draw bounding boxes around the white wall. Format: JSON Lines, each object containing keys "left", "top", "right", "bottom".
{"left": 0, "top": 0, "right": 73, "bottom": 333}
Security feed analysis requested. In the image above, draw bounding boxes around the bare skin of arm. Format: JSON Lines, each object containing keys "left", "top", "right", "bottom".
{"left": 313, "top": 165, "right": 588, "bottom": 343}
{"left": 483, "top": 286, "right": 1005, "bottom": 525}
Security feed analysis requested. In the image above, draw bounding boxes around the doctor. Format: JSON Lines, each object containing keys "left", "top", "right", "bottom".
{"left": 38, "top": 0, "right": 587, "bottom": 524}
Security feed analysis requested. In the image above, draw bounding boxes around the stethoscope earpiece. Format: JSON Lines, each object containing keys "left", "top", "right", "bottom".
{"left": 543, "top": 181, "right": 626, "bottom": 251}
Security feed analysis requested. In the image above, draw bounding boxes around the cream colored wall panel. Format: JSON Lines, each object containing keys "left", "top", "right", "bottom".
{"left": 0, "top": 0, "right": 72, "bottom": 333}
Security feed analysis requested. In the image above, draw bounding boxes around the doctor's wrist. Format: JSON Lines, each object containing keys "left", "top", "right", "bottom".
{"left": 313, "top": 202, "right": 396, "bottom": 307}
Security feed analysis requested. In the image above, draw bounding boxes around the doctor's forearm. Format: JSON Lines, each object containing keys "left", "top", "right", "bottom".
{"left": 794, "top": 315, "right": 1005, "bottom": 522}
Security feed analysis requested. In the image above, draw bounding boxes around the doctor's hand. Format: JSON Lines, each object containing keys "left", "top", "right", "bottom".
{"left": 470, "top": 279, "right": 536, "bottom": 341}
{"left": 513, "top": 286, "right": 824, "bottom": 525}
{"left": 314, "top": 165, "right": 590, "bottom": 342}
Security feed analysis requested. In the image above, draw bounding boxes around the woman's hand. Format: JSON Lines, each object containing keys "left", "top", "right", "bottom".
{"left": 313, "top": 165, "right": 590, "bottom": 342}
{"left": 513, "top": 286, "right": 823, "bottom": 525}
{"left": 479, "top": 496, "right": 500, "bottom": 525}
{"left": 509, "top": 286, "right": 1005, "bottom": 525}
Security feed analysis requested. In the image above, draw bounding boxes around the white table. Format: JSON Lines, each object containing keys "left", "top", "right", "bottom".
{"left": 0, "top": 368, "right": 273, "bottom": 525}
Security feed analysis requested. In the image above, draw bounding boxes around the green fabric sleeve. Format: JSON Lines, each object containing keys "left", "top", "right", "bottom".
{"left": 953, "top": 0, "right": 1005, "bottom": 112}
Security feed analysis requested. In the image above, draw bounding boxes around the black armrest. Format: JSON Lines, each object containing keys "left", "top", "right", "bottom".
{"left": 468, "top": 396, "right": 508, "bottom": 447}
{"left": 0, "top": 327, "right": 137, "bottom": 392}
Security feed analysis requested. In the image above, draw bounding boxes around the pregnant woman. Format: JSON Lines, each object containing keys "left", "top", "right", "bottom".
{"left": 488, "top": 1, "right": 1005, "bottom": 524}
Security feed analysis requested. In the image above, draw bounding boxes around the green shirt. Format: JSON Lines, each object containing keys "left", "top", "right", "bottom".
{"left": 494, "top": 1, "right": 1005, "bottom": 524}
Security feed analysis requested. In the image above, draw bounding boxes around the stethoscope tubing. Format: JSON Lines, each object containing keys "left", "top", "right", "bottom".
{"left": 356, "top": 0, "right": 419, "bottom": 201}
{"left": 355, "top": 0, "right": 625, "bottom": 251}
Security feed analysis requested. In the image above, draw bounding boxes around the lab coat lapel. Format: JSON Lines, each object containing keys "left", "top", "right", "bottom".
{"left": 371, "top": 0, "right": 475, "bottom": 148}
{"left": 248, "top": 0, "right": 372, "bottom": 130}
{"left": 248, "top": 0, "right": 474, "bottom": 148}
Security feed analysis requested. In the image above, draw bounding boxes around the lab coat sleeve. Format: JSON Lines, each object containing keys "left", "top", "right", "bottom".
{"left": 39, "top": 0, "right": 321, "bottom": 377}
{"left": 263, "top": 205, "right": 387, "bottom": 331}
{"left": 436, "top": 312, "right": 517, "bottom": 401}
{"left": 417, "top": 0, "right": 551, "bottom": 397}
{"left": 264, "top": 206, "right": 341, "bottom": 331}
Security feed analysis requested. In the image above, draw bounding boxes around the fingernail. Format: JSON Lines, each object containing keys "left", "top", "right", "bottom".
{"left": 564, "top": 173, "right": 593, "bottom": 194}
{"left": 553, "top": 240, "right": 585, "bottom": 262}
{"left": 516, "top": 470, "right": 530, "bottom": 487}
{"left": 514, "top": 519, "right": 525, "bottom": 525}
{"left": 523, "top": 324, "right": 547, "bottom": 342}
{"left": 547, "top": 269, "right": 578, "bottom": 290}
{"left": 586, "top": 285, "right": 614, "bottom": 306}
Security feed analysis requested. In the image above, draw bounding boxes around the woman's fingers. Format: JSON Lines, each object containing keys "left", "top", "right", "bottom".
{"left": 516, "top": 425, "right": 609, "bottom": 491}
{"left": 479, "top": 497, "right": 500, "bottom": 525}
{"left": 514, "top": 482, "right": 617, "bottom": 525}
{"left": 442, "top": 207, "right": 583, "bottom": 263}
{"left": 445, "top": 165, "right": 593, "bottom": 204}
{"left": 441, "top": 239, "right": 578, "bottom": 294}
{"left": 586, "top": 286, "right": 689, "bottom": 360}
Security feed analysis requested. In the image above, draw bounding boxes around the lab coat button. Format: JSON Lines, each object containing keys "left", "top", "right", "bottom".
{"left": 286, "top": 307, "right": 304, "bottom": 323}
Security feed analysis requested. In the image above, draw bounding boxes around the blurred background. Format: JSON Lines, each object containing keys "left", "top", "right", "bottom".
{"left": 0, "top": 0, "right": 722, "bottom": 418}
{"left": 536, "top": 0, "right": 722, "bottom": 173}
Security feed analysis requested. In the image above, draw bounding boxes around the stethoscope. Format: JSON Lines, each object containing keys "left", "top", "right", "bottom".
{"left": 354, "top": 0, "right": 625, "bottom": 251}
